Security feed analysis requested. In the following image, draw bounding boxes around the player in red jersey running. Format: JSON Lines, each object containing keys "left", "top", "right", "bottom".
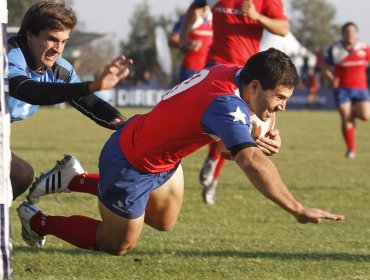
{"left": 180, "top": 0, "right": 290, "bottom": 204}
{"left": 323, "top": 22, "right": 370, "bottom": 158}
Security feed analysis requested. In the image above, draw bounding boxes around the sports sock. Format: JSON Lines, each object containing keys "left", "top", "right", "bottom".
{"left": 31, "top": 212, "right": 100, "bottom": 251}
{"left": 213, "top": 157, "right": 225, "bottom": 180}
{"left": 68, "top": 173, "right": 99, "bottom": 196}
{"left": 344, "top": 126, "right": 355, "bottom": 152}
{"left": 207, "top": 142, "right": 220, "bottom": 161}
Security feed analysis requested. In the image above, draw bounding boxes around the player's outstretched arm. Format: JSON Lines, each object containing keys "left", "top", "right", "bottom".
{"left": 89, "top": 55, "right": 133, "bottom": 93}
{"left": 234, "top": 147, "right": 345, "bottom": 223}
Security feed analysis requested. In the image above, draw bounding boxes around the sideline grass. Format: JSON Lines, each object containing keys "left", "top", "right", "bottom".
{"left": 11, "top": 107, "right": 370, "bottom": 279}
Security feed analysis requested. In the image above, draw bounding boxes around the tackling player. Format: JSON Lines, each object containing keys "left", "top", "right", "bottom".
{"left": 17, "top": 48, "right": 344, "bottom": 254}
{"left": 323, "top": 22, "right": 370, "bottom": 158}
{"left": 8, "top": 1, "right": 131, "bottom": 200}
{"left": 180, "top": 0, "right": 290, "bottom": 204}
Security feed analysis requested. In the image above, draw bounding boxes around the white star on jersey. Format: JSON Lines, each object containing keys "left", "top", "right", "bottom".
{"left": 229, "top": 106, "right": 247, "bottom": 124}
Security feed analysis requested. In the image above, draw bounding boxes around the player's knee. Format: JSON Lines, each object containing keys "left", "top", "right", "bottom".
{"left": 361, "top": 111, "right": 370, "bottom": 121}
{"left": 11, "top": 157, "right": 34, "bottom": 185}
{"left": 96, "top": 232, "right": 139, "bottom": 256}
{"left": 149, "top": 219, "right": 177, "bottom": 231}
{"left": 106, "top": 241, "right": 138, "bottom": 256}
{"left": 22, "top": 166, "right": 34, "bottom": 186}
{"left": 19, "top": 166, "right": 34, "bottom": 189}
{"left": 10, "top": 159, "right": 34, "bottom": 199}
{"left": 354, "top": 113, "right": 370, "bottom": 121}
{"left": 161, "top": 220, "right": 178, "bottom": 231}
{"left": 114, "top": 245, "right": 135, "bottom": 257}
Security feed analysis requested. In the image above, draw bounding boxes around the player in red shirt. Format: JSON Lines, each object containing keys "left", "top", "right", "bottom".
{"left": 168, "top": 7, "right": 213, "bottom": 81}
{"left": 180, "top": 0, "right": 290, "bottom": 204}
{"left": 323, "top": 22, "right": 370, "bottom": 158}
{"left": 17, "top": 49, "right": 344, "bottom": 254}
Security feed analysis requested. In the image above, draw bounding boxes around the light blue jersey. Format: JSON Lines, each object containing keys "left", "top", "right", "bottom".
{"left": 7, "top": 36, "right": 80, "bottom": 122}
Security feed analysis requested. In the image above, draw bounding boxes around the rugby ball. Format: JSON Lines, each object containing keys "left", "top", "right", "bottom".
{"left": 220, "top": 111, "right": 276, "bottom": 160}
{"left": 249, "top": 111, "right": 275, "bottom": 139}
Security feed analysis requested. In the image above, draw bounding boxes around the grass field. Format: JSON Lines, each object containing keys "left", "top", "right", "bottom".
{"left": 10, "top": 107, "right": 370, "bottom": 280}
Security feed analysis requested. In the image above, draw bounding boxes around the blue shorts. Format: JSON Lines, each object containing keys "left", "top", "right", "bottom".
{"left": 98, "top": 122, "right": 179, "bottom": 219}
{"left": 334, "top": 88, "right": 370, "bottom": 106}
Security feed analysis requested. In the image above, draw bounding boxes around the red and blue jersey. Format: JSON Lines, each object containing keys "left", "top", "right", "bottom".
{"left": 172, "top": 13, "right": 213, "bottom": 71}
{"left": 194, "top": 0, "right": 288, "bottom": 66}
{"left": 119, "top": 64, "right": 255, "bottom": 173}
{"left": 324, "top": 40, "right": 370, "bottom": 90}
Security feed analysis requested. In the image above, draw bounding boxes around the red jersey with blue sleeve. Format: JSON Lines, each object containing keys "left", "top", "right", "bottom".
{"left": 194, "top": 0, "right": 288, "bottom": 66}
{"left": 324, "top": 40, "right": 370, "bottom": 89}
{"left": 119, "top": 64, "right": 256, "bottom": 173}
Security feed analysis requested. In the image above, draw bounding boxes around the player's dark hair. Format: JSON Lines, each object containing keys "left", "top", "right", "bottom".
{"left": 341, "top": 22, "right": 357, "bottom": 34}
{"left": 17, "top": 0, "right": 77, "bottom": 39}
{"left": 240, "top": 48, "right": 299, "bottom": 90}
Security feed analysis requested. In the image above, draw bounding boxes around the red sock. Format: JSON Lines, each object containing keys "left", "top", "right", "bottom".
{"left": 344, "top": 126, "right": 355, "bottom": 152}
{"left": 31, "top": 211, "right": 100, "bottom": 251}
{"left": 68, "top": 173, "right": 99, "bottom": 196}
{"left": 208, "top": 142, "right": 220, "bottom": 160}
{"left": 213, "top": 157, "right": 225, "bottom": 180}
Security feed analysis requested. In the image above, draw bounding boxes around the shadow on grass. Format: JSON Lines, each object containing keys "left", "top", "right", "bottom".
{"left": 14, "top": 246, "right": 370, "bottom": 262}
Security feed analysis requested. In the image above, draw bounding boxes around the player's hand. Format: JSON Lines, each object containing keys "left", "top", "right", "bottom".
{"left": 109, "top": 115, "right": 126, "bottom": 129}
{"left": 89, "top": 55, "right": 133, "bottom": 93}
{"left": 179, "top": 38, "right": 198, "bottom": 53}
{"left": 241, "top": 0, "right": 260, "bottom": 20}
{"left": 295, "top": 207, "right": 345, "bottom": 224}
{"left": 191, "top": 40, "right": 202, "bottom": 52}
{"left": 255, "top": 129, "right": 281, "bottom": 156}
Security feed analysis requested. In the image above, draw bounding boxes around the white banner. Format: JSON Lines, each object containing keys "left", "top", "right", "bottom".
{"left": 116, "top": 88, "right": 166, "bottom": 107}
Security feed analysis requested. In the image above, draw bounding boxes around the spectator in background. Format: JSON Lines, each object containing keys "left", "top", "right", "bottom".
{"left": 168, "top": 6, "right": 213, "bottom": 82}
{"left": 323, "top": 22, "right": 370, "bottom": 158}
{"left": 180, "top": 0, "right": 289, "bottom": 204}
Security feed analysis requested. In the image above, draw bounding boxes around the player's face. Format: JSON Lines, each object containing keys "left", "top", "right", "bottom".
{"left": 27, "top": 29, "right": 71, "bottom": 69}
{"left": 342, "top": 25, "right": 358, "bottom": 46}
{"left": 251, "top": 84, "right": 293, "bottom": 121}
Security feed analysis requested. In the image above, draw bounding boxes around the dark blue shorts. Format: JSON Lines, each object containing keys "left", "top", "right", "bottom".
{"left": 334, "top": 88, "right": 370, "bottom": 106}
{"left": 98, "top": 122, "right": 179, "bottom": 219}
